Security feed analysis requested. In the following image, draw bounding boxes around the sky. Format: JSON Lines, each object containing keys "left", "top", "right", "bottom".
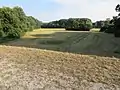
{"left": 0, "top": 0, "right": 119, "bottom": 22}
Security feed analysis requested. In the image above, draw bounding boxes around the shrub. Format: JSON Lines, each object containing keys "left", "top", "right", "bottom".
{"left": 100, "top": 25, "right": 115, "bottom": 34}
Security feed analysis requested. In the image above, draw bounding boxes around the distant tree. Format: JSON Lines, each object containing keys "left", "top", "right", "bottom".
{"left": 26, "top": 16, "right": 42, "bottom": 30}
{"left": 115, "top": 4, "right": 120, "bottom": 12}
{"left": 65, "top": 18, "right": 92, "bottom": 31}
{"left": 114, "top": 4, "right": 120, "bottom": 37}
{"left": 41, "top": 19, "right": 68, "bottom": 28}
{"left": 42, "top": 18, "right": 93, "bottom": 31}
{"left": 99, "top": 4, "right": 120, "bottom": 37}
{"left": 104, "top": 18, "right": 111, "bottom": 26}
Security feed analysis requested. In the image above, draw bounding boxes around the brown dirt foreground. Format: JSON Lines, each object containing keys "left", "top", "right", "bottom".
{"left": 0, "top": 45, "right": 120, "bottom": 90}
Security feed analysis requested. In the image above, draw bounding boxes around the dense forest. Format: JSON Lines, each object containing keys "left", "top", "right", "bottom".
{"left": 0, "top": 6, "right": 42, "bottom": 38}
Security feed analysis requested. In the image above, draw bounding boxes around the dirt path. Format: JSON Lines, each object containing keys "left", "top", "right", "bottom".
{"left": 0, "top": 46, "right": 120, "bottom": 90}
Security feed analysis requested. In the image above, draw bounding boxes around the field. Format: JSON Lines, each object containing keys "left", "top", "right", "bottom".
{"left": 0, "top": 45, "right": 120, "bottom": 89}
{"left": 1, "top": 28, "right": 120, "bottom": 89}
{"left": 2, "top": 28, "right": 120, "bottom": 57}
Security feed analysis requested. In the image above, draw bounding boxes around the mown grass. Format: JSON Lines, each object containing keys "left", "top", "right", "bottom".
{"left": 39, "top": 39, "right": 64, "bottom": 45}
{"left": 2, "top": 28, "right": 120, "bottom": 57}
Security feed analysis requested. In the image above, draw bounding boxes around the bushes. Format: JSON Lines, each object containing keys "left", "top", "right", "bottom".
{"left": 114, "top": 28, "right": 120, "bottom": 37}
{"left": 113, "top": 18, "right": 120, "bottom": 37}
{"left": 99, "top": 18, "right": 120, "bottom": 37}
{"left": 100, "top": 23, "right": 120, "bottom": 37}
{"left": 99, "top": 4, "right": 120, "bottom": 38}
{"left": 0, "top": 6, "right": 42, "bottom": 39}
{"left": 7, "top": 28, "right": 22, "bottom": 38}
{"left": 100, "top": 25, "right": 115, "bottom": 33}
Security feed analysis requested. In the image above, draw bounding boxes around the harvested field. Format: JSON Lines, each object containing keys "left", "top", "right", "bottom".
{"left": 0, "top": 45, "right": 120, "bottom": 90}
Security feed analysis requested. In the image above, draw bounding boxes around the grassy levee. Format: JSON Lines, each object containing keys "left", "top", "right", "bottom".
{"left": 2, "top": 28, "right": 120, "bottom": 58}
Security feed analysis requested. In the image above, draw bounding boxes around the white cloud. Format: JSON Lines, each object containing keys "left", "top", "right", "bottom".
{"left": 48, "top": 0, "right": 119, "bottom": 22}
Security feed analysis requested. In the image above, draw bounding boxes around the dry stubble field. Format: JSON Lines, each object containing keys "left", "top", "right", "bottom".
{"left": 0, "top": 46, "right": 120, "bottom": 90}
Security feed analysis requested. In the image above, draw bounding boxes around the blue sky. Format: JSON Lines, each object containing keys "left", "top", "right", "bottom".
{"left": 0, "top": 0, "right": 119, "bottom": 22}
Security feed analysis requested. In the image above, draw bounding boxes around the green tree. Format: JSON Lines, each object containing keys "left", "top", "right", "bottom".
{"left": 42, "top": 18, "right": 92, "bottom": 31}
{"left": 66, "top": 18, "right": 92, "bottom": 31}
{"left": 114, "top": 4, "right": 120, "bottom": 37}
{"left": 0, "top": 6, "right": 42, "bottom": 39}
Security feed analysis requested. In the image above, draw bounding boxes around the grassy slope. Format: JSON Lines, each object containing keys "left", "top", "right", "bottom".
{"left": 2, "top": 29, "right": 120, "bottom": 57}
{"left": 0, "top": 45, "right": 120, "bottom": 89}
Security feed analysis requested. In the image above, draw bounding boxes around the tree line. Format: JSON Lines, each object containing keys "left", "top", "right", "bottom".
{"left": 41, "top": 18, "right": 93, "bottom": 31}
{"left": 0, "top": 5, "right": 120, "bottom": 40}
{"left": 99, "top": 4, "right": 120, "bottom": 37}
{"left": 93, "top": 18, "right": 111, "bottom": 28}
{"left": 0, "top": 6, "right": 42, "bottom": 39}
